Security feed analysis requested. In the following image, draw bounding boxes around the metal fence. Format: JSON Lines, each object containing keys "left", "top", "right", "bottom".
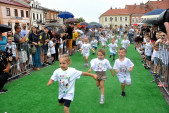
{"left": 137, "top": 42, "right": 169, "bottom": 95}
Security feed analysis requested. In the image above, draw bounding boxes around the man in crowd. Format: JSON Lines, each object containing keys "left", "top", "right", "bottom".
{"left": 66, "top": 23, "right": 75, "bottom": 56}
{"left": 14, "top": 24, "right": 29, "bottom": 73}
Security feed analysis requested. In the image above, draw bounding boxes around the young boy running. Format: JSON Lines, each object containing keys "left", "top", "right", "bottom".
{"left": 113, "top": 47, "right": 134, "bottom": 97}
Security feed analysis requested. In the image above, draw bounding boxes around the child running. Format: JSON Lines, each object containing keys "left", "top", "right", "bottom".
{"left": 91, "top": 37, "right": 98, "bottom": 54}
{"left": 47, "top": 54, "right": 97, "bottom": 113}
{"left": 107, "top": 39, "right": 118, "bottom": 60}
{"left": 79, "top": 37, "right": 95, "bottom": 67}
{"left": 121, "top": 33, "right": 130, "bottom": 50}
{"left": 88, "top": 48, "right": 114, "bottom": 104}
{"left": 113, "top": 47, "right": 134, "bottom": 97}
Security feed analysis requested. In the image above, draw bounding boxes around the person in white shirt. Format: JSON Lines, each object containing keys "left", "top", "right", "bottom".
{"left": 59, "top": 37, "right": 65, "bottom": 55}
{"left": 100, "top": 35, "right": 107, "bottom": 49}
{"left": 113, "top": 47, "right": 134, "bottom": 97}
{"left": 6, "top": 36, "right": 18, "bottom": 75}
{"left": 107, "top": 39, "right": 118, "bottom": 60}
{"left": 152, "top": 45, "right": 159, "bottom": 75}
{"left": 90, "top": 37, "right": 98, "bottom": 54}
{"left": 144, "top": 36, "right": 153, "bottom": 69}
{"left": 48, "top": 37, "right": 56, "bottom": 63}
{"left": 88, "top": 48, "right": 114, "bottom": 104}
{"left": 47, "top": 54, "right": 97, "bottom": 113}
{"left": 121, "top": 34, "right": 130, "bottom": 50}
{"left": 79, "top": 38, "right": 95, "bottom": 67}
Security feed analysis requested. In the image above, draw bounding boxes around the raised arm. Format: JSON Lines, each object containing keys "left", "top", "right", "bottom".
{"left": 47, "top": 79, "right": 54, "bottom": 86}
{"left": 82, "top": 72, "right": 97, "bottom": 80}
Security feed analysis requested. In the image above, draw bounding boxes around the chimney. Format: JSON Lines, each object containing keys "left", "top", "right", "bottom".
{"left": 134, "top": 3, "right": 136, "bottom": 5}
{"left": 110, "top": 6, "right": 112, "bottom": 9}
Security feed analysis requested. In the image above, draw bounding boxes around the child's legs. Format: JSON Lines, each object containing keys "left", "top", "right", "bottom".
{"left": 121, "top": 83, "right": 125, "bottom": 92}
{"left": 100, "top": 80, "right": 105, "bottom": 95}
{"left": 96, "top": 80, "right": 100, "bottom": 87}
{"left": 64, "top": 106, "right": 70, "bottom": 113}
{"left": 84, "top": 56, "right": 88, "bottom": 63}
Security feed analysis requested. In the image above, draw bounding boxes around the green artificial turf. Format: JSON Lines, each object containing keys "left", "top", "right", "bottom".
{"left": 0, "top": 40, "right": 169, "bottom": 113}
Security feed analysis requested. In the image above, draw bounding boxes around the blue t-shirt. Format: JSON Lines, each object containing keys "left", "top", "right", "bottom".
{"left": 0, "top": 36, "right": 7, "bottom": 51}
{"left": 21, "top": 29, "right": 27, "bottom": 37}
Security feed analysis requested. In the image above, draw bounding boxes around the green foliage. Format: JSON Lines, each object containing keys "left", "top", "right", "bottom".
{"left": 76, "top": 17, "right": 85, "bottom": 23}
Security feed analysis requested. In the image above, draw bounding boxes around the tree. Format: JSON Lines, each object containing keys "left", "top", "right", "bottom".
{"left": 76, "top": 17, "right": 85, "bottom": 23}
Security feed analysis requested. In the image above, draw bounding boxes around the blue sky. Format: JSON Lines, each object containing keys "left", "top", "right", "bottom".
{"left": 37, "top": 0, "right": 156, "bottom": 23}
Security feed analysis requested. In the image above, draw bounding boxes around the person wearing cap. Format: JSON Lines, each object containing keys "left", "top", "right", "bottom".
{"left": 39, "top": 26, "right": 51, "bottom": 66}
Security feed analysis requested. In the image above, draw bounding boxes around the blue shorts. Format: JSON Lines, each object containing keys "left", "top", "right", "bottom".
{"left": 92, "top": 46, "right": 97, "bottom": 50}
{"left": 110, "top": 52, "right": 116, "bottom": 56}
{"left": 146, "top": 56, "right": 151, "bottom": 61}
{"left": 153, "top": 57, "right": 158, "bottom": 65}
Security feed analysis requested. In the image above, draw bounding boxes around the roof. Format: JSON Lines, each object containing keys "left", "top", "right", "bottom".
{"left": 101, "top": 8, "right": 130, "bottom": 17}
{"left": 0, "top": 0, "right": 29, "bottom": 8}
{"left": 144, "top": 9, "right": 165, "bottom": 15}
{"left": 148, "top": 0, "right": 169, "bottom": 10}
{"left": 126, "top": 5, "right": 146, "bottom": 14}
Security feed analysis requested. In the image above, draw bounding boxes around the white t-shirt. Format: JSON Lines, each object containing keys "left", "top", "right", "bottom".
{"left": 113, "top": 57, "right": 134, "bottom": 78}
{"left": 121, "top": 40, "right": 130, "bottom": 49}
{"left": 51, "top": 67, "right": 82, "bottom": 101}
{"left": 91, "top": 40, "right": 97, "bottom": 47}
{"left": 49, "top": 40, "right": 56, "bottom": 54}
{"left": 77, "top": 41, "right": 83, "bottom": 48}
{"left": 90, "top": 58, "right": 112, "bottom": 71}
{"left": 81, "top": 43, "right": 91, "bottom": 56}
{"left": 145, "top": 42, "right": 152, "bottom": 56}
{"left": 100, "top": 37, "right": 107, "bottom": 46}
{"left": 6, "top": 42, "right": 17, "bottom": 57}
{"left": 108, "top": 43, "right": 118, "bottom": 53}
{"left": 115, "top": 39, "right": 118, "bottom": 44}
{"left": 111, "top": 35, "right": 115, "bottom": 39}
{"left": 59, "top": 38, "right": 63, "bottom": 49}
{"left": 152, "top": 50, "right": 159, "bottom": 58}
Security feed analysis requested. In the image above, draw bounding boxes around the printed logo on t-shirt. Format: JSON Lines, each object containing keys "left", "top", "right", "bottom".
{"left": 119, "top": 65, "right": 128, "bottom": 74}
{"left": 96, "top": 62, "right": 105, "bottom": 71}
{"left": 59, "top": 75, "right": 70, "bottom": 94}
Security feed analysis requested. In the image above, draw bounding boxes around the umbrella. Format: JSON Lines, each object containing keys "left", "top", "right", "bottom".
{"left": 0, "top": 24, "right": 11, "bottom": 32}
{"left": 75, "top": 30, "right": 84, "bottom": 34}
{"left": 141, "top": 19, "right": 158, "bottom": 25}
{"left": 57, "top": 11, "right": 74, "bottom": 19}
{"left": 86, "top": 25, "right": 92, "bottom": 29}
{"left": 79, "top": 22, "right": 88, "bottom": 26}
{"left": 65, "top": 18, "right": 78, "bottom": 23}
{"left": 133, "top": 23, "right": 138, "bottom": 26}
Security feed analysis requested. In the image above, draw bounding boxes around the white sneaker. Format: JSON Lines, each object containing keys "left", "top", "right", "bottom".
{"left": 100, "top": 97, "right": 104, "bottom": 104}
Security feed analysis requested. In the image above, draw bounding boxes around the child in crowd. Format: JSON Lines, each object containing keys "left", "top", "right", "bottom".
{"left": 90, "top": 37, "right": 98, "bottom": 54}
{"left": 111, "top": 32, "right": 115, "bottom": 40}
{"left": 47, "top": 54, "right": 97, "bottom": 113}
{"left": 152, "top": 45, "right": 159, "bottom": 75}
{"left": 77, "top": 37, "right": 83, "bottom": 50}
{"left": 6, "top": 36, "right": 18, "bottom": 75}
{"left": 113, "top": 47, "right": 134, "bottom": 97}
{"left": 114, "top": 36, "right": 119, "bottom": 44}
{"left": 144, "top": 36, "right": 153, "bottom": 69}
{"left": 88, "top": 48, "right": 114, "bottom": 104}
{"left": 121, "top": 34, "right": 130, "bottom": 50}
{"left": 48, "top": 37, "right": 56, "bottom": 63}
{"left": 100, "top": 35, "right": 107, "bottom": 49}
{"left": 59, "top": 36, "right": 65, "bottom": 55}
{"left": 107, "top": 39, "right": 118, "bottom": 60}
{"left": 79, "top": 38, "right": 95, "bottom": 67}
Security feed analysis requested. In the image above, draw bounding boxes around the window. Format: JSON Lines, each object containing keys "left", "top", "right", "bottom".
{"left": 120, "top": 17, "right": 122, "bottom": 21}
{"left": 33, "top": 13, "right": 35, "bottom": 20}
{"left": 51, "top": 13, "right": 53, "bottom": 20}
{"left": 141, "top": 18, "right": 144, "bottom": 22}
{"left": 136, "top": 17, "right": 139, "bottom": 23}
{"left": 55, "top": 14, "right": 57, "bottom": 20}
{"left": 32, "top": 4, "right": 33, "bottom": 7}
{"left": 115, "top": 17, "right": 117, "bottom": 21}
{"left": 21, "top": 10, "right": 24, "bottom": 17}
{"left": 132, "top": 17, "right": 135, "bottom": 23}
{"left": 26, "top": 11, "right": 29, "bottom": 17}
{"left": 125, "top": 17, "right": 127, "bottom": 21}
{"left": 8, "top": 22, "right": 12, "bottom": 28}
{"left": 14, "top": 9, "right": 18, "bottom": 16}
{"left": 6, "top": 8, "right": 10, "bottom": 16}
{"left": 40, "top": 14, "right": 42, "bottom": 20}
{"left": 110, "top": 17, "right": 113, "bottom": 22}
{"left": 36, "top": 5, "right": 37, "bottom": 8}
{"left": 105, "top": 17, "right": 107, "bottom": 22}
{"left": 37, "top": 14, "right": 38, "bottom": 19}
{"left": 47, "top": 13, "right": 49, "bottom": 19}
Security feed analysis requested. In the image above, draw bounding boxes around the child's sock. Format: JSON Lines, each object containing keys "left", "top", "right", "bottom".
{"left": 100, "top": 95, "right": 104, "bottom": 104}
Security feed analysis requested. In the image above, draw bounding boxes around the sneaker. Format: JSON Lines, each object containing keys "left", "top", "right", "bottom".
{"left": 0, "top": 89, "right": 8, "bottom": 94}
{"left": 121, "top": 91, "right": 125, "bottom": 97}
{"left": 46, "top": 62, "right": 51, "bottom": 65}
{"left": 100, "top": 97, "right": 104, "bottom": 104}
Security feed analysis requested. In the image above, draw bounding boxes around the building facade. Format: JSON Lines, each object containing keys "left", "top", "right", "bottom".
{"left": 0, "top": 0, "right": 30, "bottom": 31}
{"left": 99, "top": 8, "right": 130, "bottom": 27}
